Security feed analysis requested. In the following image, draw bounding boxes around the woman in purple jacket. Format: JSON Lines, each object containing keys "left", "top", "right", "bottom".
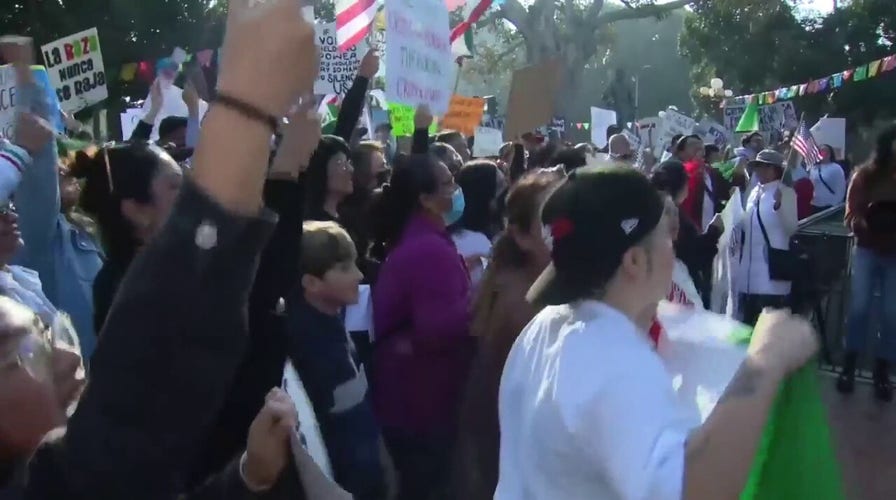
{"left": 369, "top": 153, "right": 473, "bottom": 500}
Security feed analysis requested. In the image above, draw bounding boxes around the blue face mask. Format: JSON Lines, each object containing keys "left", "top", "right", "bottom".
{"left": 443, "top": 187, "right": 465, "bottom": 225}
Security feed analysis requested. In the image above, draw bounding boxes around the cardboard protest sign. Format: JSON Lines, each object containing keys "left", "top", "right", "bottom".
{"left": 40, "top": 28, "right": 107, "bottom": 113}
{"left": 504, "top": 60, "right": 563, "bottom": 140}
{"left": 314, "top": 23, "right": 368, "bottom": 96}
{"left": 385, "top": 0, "right": 452, "bottom": 114}
{"left": 441, "top": 95, "right": 485, "bottom": 136}
{"left": 388, "top": 103, "right": 437, "bottom": 137}
{"left": 0, "top": 65, "right": 65, "bottom": 138}
{"left": 472, "top": 126, "right": 503, "bottom": 157}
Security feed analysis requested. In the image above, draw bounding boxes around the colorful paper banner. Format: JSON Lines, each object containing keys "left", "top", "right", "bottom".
{"left": 724, "top": 53, "right": 896, "bottom": 108}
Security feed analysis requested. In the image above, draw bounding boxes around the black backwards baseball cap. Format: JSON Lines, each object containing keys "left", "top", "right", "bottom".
{"left": 527, "top": 166, "right": 665, "bottom": 306}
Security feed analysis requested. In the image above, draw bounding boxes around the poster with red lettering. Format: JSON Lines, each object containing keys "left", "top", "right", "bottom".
{"left": 384, "top": 0, "right": 452, "bottom": 114}
{"left": 40, "top": 27, "right": 108, "bottom": 113}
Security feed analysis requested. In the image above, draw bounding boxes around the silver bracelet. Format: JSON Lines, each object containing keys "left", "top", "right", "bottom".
{"left": 238, "top": 451, "right": 274, "bottom": 493}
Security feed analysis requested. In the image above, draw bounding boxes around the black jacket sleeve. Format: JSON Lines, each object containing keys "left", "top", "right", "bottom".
{"left": 130, "top": 119, "right": 153, "bottom": 141}
{"left": 411, "top": 128, "right": 430, "bottom": 154}
{"left": 183, "top": 454, "right": 306, "bottom": 500}
{"left": 332, "top": 76, "right": 369, "bottom": 142}
{"left": 56, "top": 177, "right": 277, "bottom": 499}
{"left": 675, "top": 213, "right": 722, "bottom": 282}
{"left": 187, "top": 177, "right": 306, "bottom": 485}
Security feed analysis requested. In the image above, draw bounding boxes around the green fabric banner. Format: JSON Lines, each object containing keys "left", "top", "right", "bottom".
{"left": 739, "top": 361, "right": 845, "bottom": 499}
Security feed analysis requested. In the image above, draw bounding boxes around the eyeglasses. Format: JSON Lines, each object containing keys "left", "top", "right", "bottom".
{"left": 330, "top": 158, "right": 353, "bottom": 172}
{"left": 0, "top": 314, "right": 53, "bottom": 382}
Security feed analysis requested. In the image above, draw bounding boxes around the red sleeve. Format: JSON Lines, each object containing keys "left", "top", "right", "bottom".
{"left": 794, "top": 178, "right": 814, "bottom": 220}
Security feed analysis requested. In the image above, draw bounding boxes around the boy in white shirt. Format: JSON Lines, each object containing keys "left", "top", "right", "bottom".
{"left": 495, "top": 167, "right": 819, "bottom": 500}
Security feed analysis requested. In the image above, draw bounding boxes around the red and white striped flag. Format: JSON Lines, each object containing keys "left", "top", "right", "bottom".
{"left": 792, "top": 119, "right": 821, "bottom": 166}
{"left": 336, "top": 0, "right": 378, "bottom": 52}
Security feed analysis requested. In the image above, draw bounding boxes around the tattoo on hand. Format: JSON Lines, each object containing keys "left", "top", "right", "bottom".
{"left": 718, "top": 362, "right": 762, "bottom": 404}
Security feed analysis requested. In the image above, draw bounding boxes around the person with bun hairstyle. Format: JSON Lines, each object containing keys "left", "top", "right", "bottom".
{"left": 368, "top": 153, "right": 473, "bottom": 500}
{"left": 1, "top": 38, "right": 104, "bottom": 360}
{"left": 69, "top": 141, "right": 183, "bottom": 332}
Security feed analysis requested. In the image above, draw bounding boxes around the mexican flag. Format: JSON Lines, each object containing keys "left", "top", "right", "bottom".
{"left": 655, "top": 302, "right": 845, "bottom": 500}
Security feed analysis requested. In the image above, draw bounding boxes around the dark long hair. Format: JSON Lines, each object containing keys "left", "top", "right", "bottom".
{"left": 67, "top": 141, "right": 170, "bottom": 263}
{"left": 649, "top": 160, "right": 688, "bottom": 201}
{"left": 450, "top": 160, "right": 500, "bottom": 238}
{"left": 340, "top": 141, "right": 385, "bottom": 262}
{"left": 487, "top": 169, "right": 564, "bottom": 274}
{"left": 865, "top": 124, "right": 896, "bottom": 182}
{"left": 304, "top": 135, "right": 351, "bottom": 216}
{"left": 369, "top": 153, "right": 441, "bottom": 260}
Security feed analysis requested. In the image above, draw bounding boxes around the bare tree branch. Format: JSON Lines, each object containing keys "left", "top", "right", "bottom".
{"left": 499, "top": 0, "right": 530, "bottom": 32}
{"left": 595, "top": 0, "right": 692, "bottom": 26}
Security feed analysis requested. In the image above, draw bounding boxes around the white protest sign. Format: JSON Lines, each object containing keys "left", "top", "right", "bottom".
{"left": 119, "top": 108, "right": 143, "bottom": 141}
{"left": 315, "top": 23, "right": 368, "bottom": 96}
{"left": 344, "top": 284, "right": 373, "bottom": 334}
{"left": 0, "top": 65, "right": 16, "bottom": 138}
{"left": 40, "top": 28, "right": 107, "bottom": 113}
{"left": 723, "top": 102, "right": 798, "bottom": 136}
{"left": 385, "top": 0, "right": 453, "bottom": 114}
{"left": 141, "top": 84, "right": 209, "bottom": 141}
{"left": 589, "top": 107, "right": 618, "bottom": 148}
{"left": 695, "top": 118, "right": 730, "bottom": 150}
{"left": 282, "top": 361, "right": 334, "bottom": 479}
{"left": 810, "top": 117, "right": 846, "bottom": 156}
{"left": 655, "top": 109, "right": 696, "bottom": 157}
{"left": 472, "top": 126, "right": 503, "bottom": 157}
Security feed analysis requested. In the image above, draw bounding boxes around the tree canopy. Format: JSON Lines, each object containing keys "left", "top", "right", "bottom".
{"left": 681, "top": 0, "right": 896, "bottom": 130}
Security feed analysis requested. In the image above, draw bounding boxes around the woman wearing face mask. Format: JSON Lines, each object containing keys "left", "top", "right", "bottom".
{"left": 369, "top": 153, "right": 473, "bottom": 500}
{"left": 449, "top": 160, "right": 507, "bottom": 289}
{"left": 452, "top": 169, "right": 564, "bottom": 500}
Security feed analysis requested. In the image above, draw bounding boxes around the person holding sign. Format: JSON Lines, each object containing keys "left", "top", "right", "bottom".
{"left": 495, "top": 166, "right": 818, "bottom": 500}
{"left": 0, "top": 0, "right": 330, "bottom": 497}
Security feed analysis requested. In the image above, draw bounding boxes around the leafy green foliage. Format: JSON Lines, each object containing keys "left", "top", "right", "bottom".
{"left": 681, "top": 0, "right": 896, "bottom": 127}
{"left": 0, "top": 0, "right": 226, "bottom": 109}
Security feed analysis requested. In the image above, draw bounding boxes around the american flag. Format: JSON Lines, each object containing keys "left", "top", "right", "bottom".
{"left": 336, "top": 0, "right": 378, "bottom": 52}
{"left": 792, "top": 119, "right": 821, "bottom": 166}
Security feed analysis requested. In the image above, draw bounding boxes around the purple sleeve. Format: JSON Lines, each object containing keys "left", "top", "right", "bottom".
{"left": 406, "top": 237, "right": 471, "bottom": 354}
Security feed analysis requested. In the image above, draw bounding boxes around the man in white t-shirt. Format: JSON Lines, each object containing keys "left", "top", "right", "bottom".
{"left": 495, "top": 167, "right": 819, "bottom": 500}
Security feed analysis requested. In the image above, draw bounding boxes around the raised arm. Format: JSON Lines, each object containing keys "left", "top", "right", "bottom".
{"left": 131, "top": 79, "right": 164, "bottom": 141}
{"left": 57, "top": 2, "right": 321, "bottom": 497}
{"left": 682, "top": 311, "right": 817, "bottom": 500}
{"left": 3, "top": 40, "right": 62, "bottom": 263}
{"left": 331, "top": 49, "right": 378, "bottom": 142}
{"left": 411, "top": 105, "right": 433, "bottom": 154}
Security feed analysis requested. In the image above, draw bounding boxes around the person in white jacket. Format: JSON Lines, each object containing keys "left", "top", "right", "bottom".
{"left": 808, "top": 144, "right": 847, "bottom": 214}
{"left": 734, "top": 150, "right": 799, "bottom": 325}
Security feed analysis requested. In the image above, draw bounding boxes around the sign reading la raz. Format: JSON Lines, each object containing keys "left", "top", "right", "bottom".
{"left": 41, "top": 27, "right": 108, "bottom": 113}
